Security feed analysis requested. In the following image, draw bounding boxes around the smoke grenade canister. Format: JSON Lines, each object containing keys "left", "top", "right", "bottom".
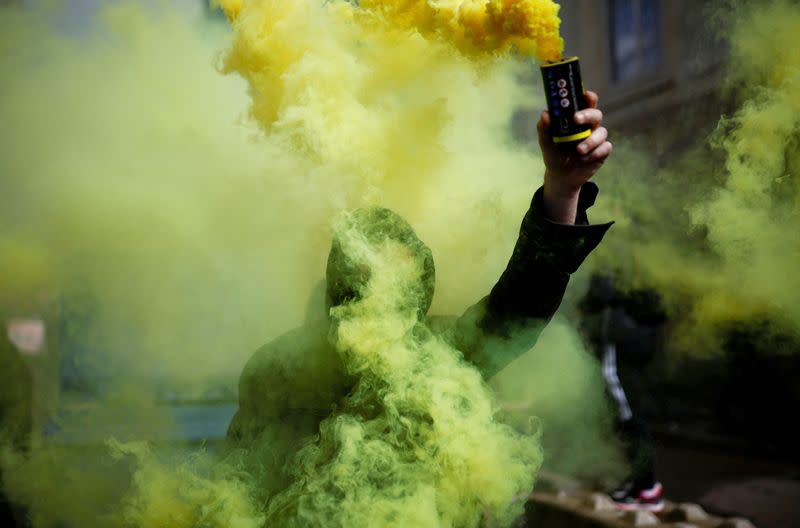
{"left": 540, "top": 57, "right": 591, "bottom": 144}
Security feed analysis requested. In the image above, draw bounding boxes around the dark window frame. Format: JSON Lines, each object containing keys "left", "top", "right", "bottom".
{"left": 608, "top": 0, "right": 663, "bottom": 83}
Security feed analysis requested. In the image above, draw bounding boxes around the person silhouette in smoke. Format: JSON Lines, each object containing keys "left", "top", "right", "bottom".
{"left": 578, "top": 273, "right": 666, "bottom": 512}
{"left": 1, "top": 320, "right": 33, "bottom": 528}
{"left": 227, "top": 92, "right": 615, "bottom": 497}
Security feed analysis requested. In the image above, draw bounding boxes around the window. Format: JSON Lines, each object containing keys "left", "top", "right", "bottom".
{"left": 609, "top": 0, "right": 662, "bottom": 82}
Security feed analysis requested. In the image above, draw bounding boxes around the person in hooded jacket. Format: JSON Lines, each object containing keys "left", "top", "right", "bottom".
{"left": 227, "top": 92, "right": 615, "bottom": 495}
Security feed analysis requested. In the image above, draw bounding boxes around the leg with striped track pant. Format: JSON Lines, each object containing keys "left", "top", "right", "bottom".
{"left": 602, "top": 343, "right": 662, "bottom": 511}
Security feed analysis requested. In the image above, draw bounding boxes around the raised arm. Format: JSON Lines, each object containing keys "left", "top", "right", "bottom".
{"left": 539, "top": 91, "right": 614, "bottom": 224}
{"left": 454, "top": 91, "right": 614, "bottom": 378}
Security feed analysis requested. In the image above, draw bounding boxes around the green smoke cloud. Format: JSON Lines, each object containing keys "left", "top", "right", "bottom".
{"left": 249, "top": 215, "right": 541, "bottom": 526}
{"left": 0, "top": 2, "right": 608, "bottom": 527}
{"left": 8, "top": 0, "right": 798, "bottom": 525}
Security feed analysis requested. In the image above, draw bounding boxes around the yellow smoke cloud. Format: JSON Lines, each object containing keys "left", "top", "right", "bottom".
{"left": 15, "top": 0, "right": 799, "bottom": 525}
{"left": 691, "top": 0, "right": 800, "bottom": 329}
{"left": 217, "top": 0, "right": 563, "bottom": 61}
{"left": 0, "top": 1, "right": 582, "bottom": 526}
{"left": 586, "top": 0, "right": 800, "bottom": 358}
{"left": 209, "top": 0, "right": 562, "bottom": 214}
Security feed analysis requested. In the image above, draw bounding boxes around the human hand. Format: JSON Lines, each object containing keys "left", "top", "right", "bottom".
{"left": 537, "top": 91, "right": 612, "bottom": 224}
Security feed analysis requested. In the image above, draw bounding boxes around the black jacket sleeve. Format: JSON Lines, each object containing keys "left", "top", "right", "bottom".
{"left": 453, "top": 182, "right": 613, "bottom": 378}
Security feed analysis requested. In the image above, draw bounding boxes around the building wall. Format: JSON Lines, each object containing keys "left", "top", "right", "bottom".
{"left": 556, "top": 0, "right": 726, "bottom": 137}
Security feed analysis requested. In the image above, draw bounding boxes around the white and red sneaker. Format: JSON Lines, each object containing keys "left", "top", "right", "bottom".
{"left": 609, "top": 480, "right": 664, "bottom": 512}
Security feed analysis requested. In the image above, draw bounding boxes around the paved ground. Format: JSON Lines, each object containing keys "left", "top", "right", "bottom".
{"left": 525, "top": 489, "right": 758, "bottom": 528}
{"left": 519, "top": 430, "right": 800, "bottom": 528}
{"left": 655, "top": 441, "right": 800, "bottom": 528}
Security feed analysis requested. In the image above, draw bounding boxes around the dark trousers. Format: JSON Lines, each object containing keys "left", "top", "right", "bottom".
{"left": 1, "top": 493, "right": 27, "bottom": 527}
{"left": 1, "top": 471, "right": 28, "bottom": 528}
{"left": 602, "top": 343, "right": 656, "bottom": 487}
